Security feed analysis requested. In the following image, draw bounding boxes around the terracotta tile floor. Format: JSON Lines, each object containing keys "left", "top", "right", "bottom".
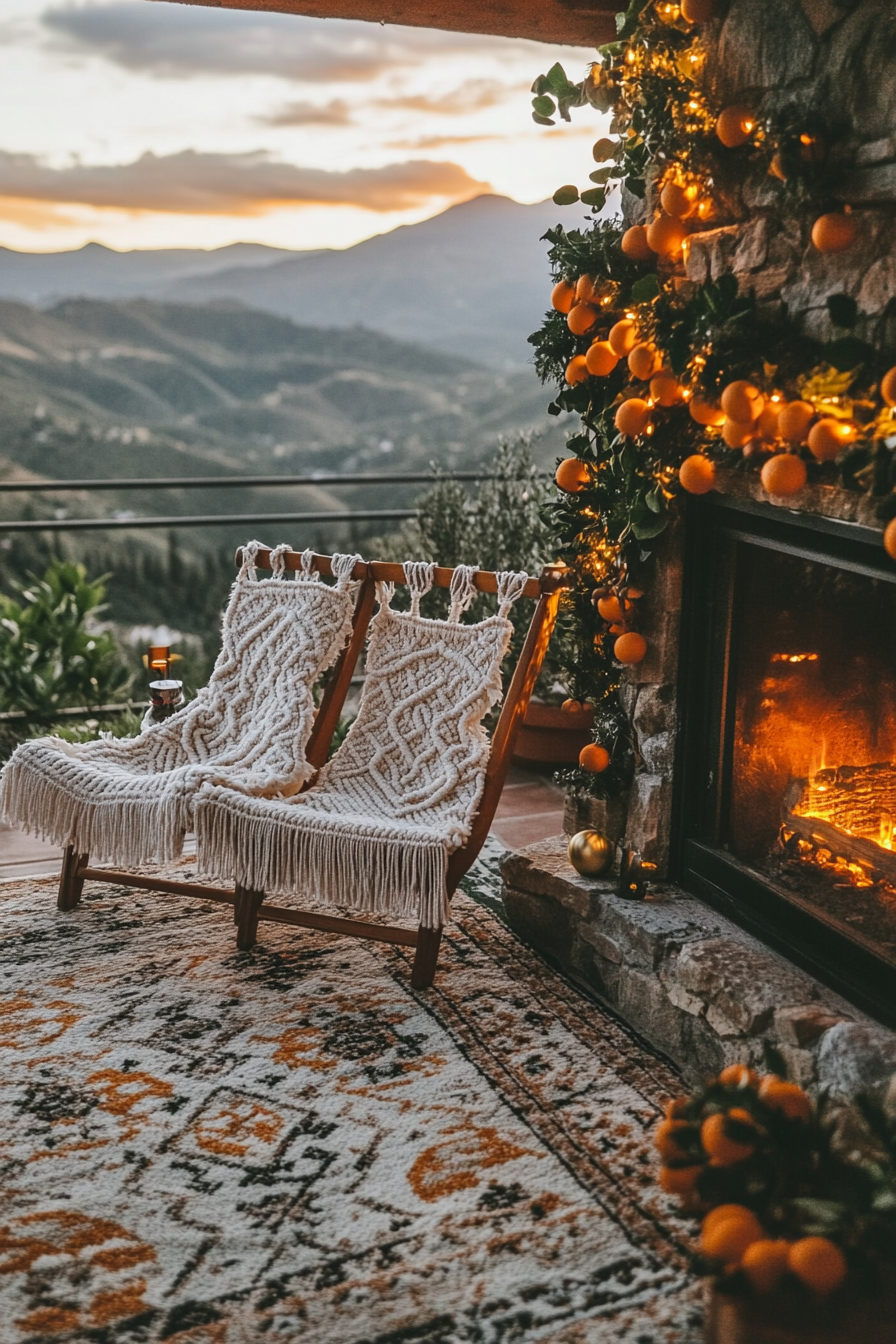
{"left": 0, "top": 764, "right": 566, "bottom": 882}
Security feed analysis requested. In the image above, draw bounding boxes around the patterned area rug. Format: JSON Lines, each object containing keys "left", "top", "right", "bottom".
{"left": 0, "top": 855, "right": 702, "bottom": 1343}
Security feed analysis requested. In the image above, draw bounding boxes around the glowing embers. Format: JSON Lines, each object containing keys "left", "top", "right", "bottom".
{"left": 770, "top": 652, "right": 819, "bottom": 664}
{"left": 785, "top": 761, "right": 896, "bottom": 883}
{"left": 777, "top": 826, "right": 879, "bottom": 890}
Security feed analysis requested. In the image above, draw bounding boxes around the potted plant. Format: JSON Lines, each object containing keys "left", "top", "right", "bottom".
{"left": 654, "top": 1064, "right": 896, "bottom": 1342}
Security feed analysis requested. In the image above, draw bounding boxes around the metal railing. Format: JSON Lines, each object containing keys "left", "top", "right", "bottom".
{"left": 0, "top": 471, "right": 531, "bottom": 533}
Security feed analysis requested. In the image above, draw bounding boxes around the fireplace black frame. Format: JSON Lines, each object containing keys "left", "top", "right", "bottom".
{"left": 674, "top": 492, "right": 896, "bottom": 1026}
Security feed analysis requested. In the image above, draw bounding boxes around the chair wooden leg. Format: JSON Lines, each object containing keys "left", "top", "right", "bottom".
{"left": 411, "top": 925, "right": 443, "bottom": 989}
{"left": 234, "top": 883, "right": 265, "bottom": 951}
{"left": 57, "top": 846, "right": 88, "bottom": 911}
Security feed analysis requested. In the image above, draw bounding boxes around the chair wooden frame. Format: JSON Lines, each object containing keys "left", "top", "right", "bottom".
{"left": 56, "top": 550, "right": 568, "bottom": 988}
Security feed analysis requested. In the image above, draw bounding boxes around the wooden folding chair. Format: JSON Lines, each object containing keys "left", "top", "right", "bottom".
{"left": 56, "top": 551, "right": 567, "bottom": 988}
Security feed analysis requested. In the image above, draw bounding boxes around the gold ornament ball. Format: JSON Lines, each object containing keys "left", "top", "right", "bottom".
{"left": 567, "top": 829, "right": 614, "bottom": 877}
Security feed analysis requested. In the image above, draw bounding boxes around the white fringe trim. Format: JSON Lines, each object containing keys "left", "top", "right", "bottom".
{"left": 195, "top": 791, "right": 449, "bottom": 929}
{"left": 0, "top": 742, "right": 189, "bottom": 864}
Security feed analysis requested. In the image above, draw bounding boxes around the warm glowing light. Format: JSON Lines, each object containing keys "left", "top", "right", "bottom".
{"left": 770, "top": 652, "right": 819, "bottom": 663}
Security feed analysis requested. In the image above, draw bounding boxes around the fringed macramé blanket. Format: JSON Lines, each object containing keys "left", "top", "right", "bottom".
{"left": 0, "top": 545, "right": 360, "bottom": 865}
{"left": 195, "top": 563, "right": 529, "bottom": 928}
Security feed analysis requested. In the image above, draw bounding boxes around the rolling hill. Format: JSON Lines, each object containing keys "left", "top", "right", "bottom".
{"left": 0, "top": 294, "right": 566, "bottom": 535}
{"left": 0, "top": 195, "right": 600, "bottom": 367}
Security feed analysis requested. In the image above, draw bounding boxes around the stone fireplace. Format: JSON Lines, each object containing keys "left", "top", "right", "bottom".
{"left": 500, "top": 0, "right": 896, "bottom": 1094}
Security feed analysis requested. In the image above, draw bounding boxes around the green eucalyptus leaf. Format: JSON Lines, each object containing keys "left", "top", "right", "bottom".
{"left": 553, "top": 185, "right": 580, "bottom": 206}
{"left": 627, "top": 177, "right": 646, "bottom": 198}
{"left": 630, "top": 273, "right": 661, "bottom": 303}
{"left": 532, "top": 95, "right": 557, "bottom": 118}
{"left": 533, "top": 113, "right": 556, "bottom": 127}
{"left": 645, "top": 489, "right": 665, "bottom": 514}
{"left": 580, "top": 188, "right": 606, "bottom": 208}
{"left": 531, "top": 75, "right": 552, "bottom": 95}
{"left": 589, "top": 166, "right": 613, "bottom": 185}
{"left": 545, "top": 62, "right": 570, "bottom": 92}
{"left": 632, "top": 513, "right": 667, "bottom": 540}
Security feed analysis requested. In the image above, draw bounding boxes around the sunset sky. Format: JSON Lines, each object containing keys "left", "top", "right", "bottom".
{"left": 0, "top": 0, "right": 604, "bottom": 254}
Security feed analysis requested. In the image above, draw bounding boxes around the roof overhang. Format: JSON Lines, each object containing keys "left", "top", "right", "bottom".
{"left": 152, "top": 0, "right": 616, "bottom": 48}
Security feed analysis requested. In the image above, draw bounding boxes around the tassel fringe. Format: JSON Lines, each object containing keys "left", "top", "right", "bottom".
{"left": 195, "top": 791, "right": 449, "bottom": 929}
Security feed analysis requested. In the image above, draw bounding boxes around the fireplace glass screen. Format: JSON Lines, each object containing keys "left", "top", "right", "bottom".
{"left": 729, "top": 546, "right": 896, "bottom": 960}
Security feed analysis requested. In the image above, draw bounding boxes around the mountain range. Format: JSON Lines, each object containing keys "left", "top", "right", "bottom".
{"left": 0, "top": 195, "right": 586, "bottom": 367}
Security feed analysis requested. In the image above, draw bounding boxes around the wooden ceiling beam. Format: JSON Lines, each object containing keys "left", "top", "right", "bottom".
{"left": 153, "top": 0, "right": 616, "bottom": 49}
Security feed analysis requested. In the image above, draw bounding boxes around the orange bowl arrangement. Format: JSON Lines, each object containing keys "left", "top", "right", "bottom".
{"left": 655, "top": 1064, "right": 896, "bottom": 1342}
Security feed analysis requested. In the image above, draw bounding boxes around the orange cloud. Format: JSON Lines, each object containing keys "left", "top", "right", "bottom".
{"left": 0, "top": 149, "right": 491, "bottom": 215}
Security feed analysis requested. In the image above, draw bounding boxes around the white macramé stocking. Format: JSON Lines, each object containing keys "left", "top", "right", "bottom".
{"left": 195, "top": 563, "right": 530, "bottom": 927}
{"left": 0, "top": 544, "right": 361, "bottom": 864}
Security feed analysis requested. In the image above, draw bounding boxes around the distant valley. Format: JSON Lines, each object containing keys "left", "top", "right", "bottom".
{"left": 0, "top": 294, "right": 567, "bottom": 541}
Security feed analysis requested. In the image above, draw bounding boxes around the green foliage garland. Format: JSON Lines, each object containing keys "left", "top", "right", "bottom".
{"left": 528, "top": 0, "right": 896, "bottom": 798}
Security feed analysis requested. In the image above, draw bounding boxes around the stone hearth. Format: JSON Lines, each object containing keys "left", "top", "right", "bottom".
{"left": 501, "top": 838, "right": 896, "bottom": 1100}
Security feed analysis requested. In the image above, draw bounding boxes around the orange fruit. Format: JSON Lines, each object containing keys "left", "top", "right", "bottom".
{"left": 722, "top": 418, "right": 755, "bottom": 449}
{"left": 659, "top": 1164, "right": 702, "bottom": 1197}
{"left": 609, "top": 318, "right": 638, "bottom": 356}
{"left": 884, "top": 516, "right": 896, "bottom": 561}
{"left": 596, "top": 594, "right": 629, "bottom": 622}
{"left": 664, "top": 1097, "right": 690, "bottom": 1120}
{"left": 718, "top": 1064, "right": 758, "bottom": 1088}
{"left": 760, "top": 453, "right": 807, "bottom": 496}
{"left": 881, "top": 366, "right": 896, "bottom": 407}
{"left": 555, "top": 458, "right": 590, "bottom": 493}
{"left": 788, "top": 1237, "right": 847, "bottom": 1295}
{"left": 777, "top": 400, "right": 815, "bottom": 445}
{"left": 679, "top": 455, "right": 716, "bottom": 494}
{"left": 807, "top": 417, "right": 857, "bottom": 461}
{"left": 615, "top": 398, "right": 652, "bottom": 437}
{"left": 681, "top": 0, "right": 713, "bottom": 20}
{"left": 568, "top": 303, "right": 599, "bottom": 336}
{"left": 551, "top": 280, "right": 577, "bottom": 314}
{"left": 576, "top": 274, "right": 600, "bottom": 304}
{"left": 579, "top": 743, "right": 611, "bottom": 773}
{"left": 585, "top": 340, "right": 619, "bottom": 377}
{"left": 701, "top": 1111, "right": 756, "bottom": 1165}
{"left": 757, "top": 402, "right": 781, "bottom": 440}
{"left": 812, "top": 212, "right": 857, "bottom": 254}
{"left": 646, "top": 213, "right": 687, "bottom": 259}
{"left": 592, "top": 136, "right": 617, "bottom": 162}
{"left": 566, "top": 355, "right": 590, "bottom": 386}
{"left": 621, "top": 224, "right": 654, "bottom": 262}
{"left": 650, "top": 370, "right": 684, "bottom": 406}
{"left": 721, "top": 380, "right": 765, "bottom": 424}
{"left": 628, "top": 343, "right": 661, "bottom": 381}
{"left": 703, "top": 1204, "right": 756, "bottom": 1238}
{"left": 701, "top": 1206, "right": 764, "bottom": 1264}
{"left": 757, "top": 1077, "right": 812, "bottom": 1122}
{"left": 716, "top": 106, "right": 755, "bottom": 148}
{"left": 660, "top": 180, "right": 694, "bottom": 220}
{"left": 689, "top": 395, "right": 725, "bottom": 427}
{"left": 614, "top": 631, "right": 648, "bottom": 664}
{"left": 742, "top": 1239, "right": 791, "bottom": 1293}
{"left": 561, "top": 698, "right": 583, "bottom": 713}
{"left": 654, "top": 1118, "right": 692, "bottom": 1162}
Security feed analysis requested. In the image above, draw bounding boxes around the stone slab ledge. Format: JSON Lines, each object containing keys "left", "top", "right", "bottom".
{"left": 501, "top": 836, "right": 896, "bottom": 1100}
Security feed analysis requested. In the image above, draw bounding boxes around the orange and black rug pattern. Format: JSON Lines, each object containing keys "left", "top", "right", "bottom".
{"left": 0, "top": 862, "right": 701, "bottom": 1342}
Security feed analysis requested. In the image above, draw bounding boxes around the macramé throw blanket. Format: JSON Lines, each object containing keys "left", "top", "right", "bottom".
{"left": 196, "top": 562, "right": 530, "bottom": 929}
{"left": 0, "top": 544, "right": 360, "bottom": 865}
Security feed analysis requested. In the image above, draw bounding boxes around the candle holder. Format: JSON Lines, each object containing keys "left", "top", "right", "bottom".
{"left": 618, "top": 847, "right": 648, "bottom": 899}
{"left": 148, "top": 679, "right": 184, "bottom": 723}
